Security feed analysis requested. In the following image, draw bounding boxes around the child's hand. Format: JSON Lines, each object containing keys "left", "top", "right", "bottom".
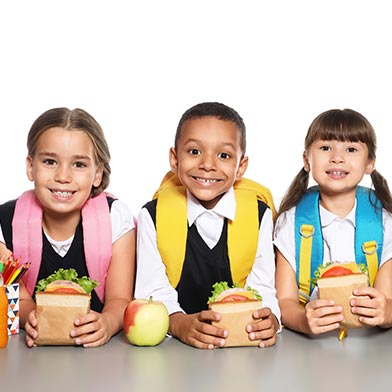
{"left": 350, "top": 287, "right": 391, "bottom": 327}
{"left": 246, "top": 307, "right": 279, "bottom": 348}
{"left": 304, "top": 299, "right": 344, "bottom": 335}
{"left": 24, "top": 309, "right": 38, "bottom": 347}
{"left": 169, "top": 310, "right": 228, "bottom": 349}
{"left": 70, "top": 311, "right": 113, "bottom": 348}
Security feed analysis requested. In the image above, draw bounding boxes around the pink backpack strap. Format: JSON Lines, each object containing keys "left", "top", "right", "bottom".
{"left": 12, "top": 191, "right": 113, "bottom": 302}
{"left": 82, "top": 192, "right": 112, "bottom": 302}
{"left": 12, "top": 190, "right": 43, "bottom": 296}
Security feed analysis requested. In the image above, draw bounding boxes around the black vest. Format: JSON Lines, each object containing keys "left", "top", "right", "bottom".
{"left": 144, "top": 199, "right": 267, "bottom": 313}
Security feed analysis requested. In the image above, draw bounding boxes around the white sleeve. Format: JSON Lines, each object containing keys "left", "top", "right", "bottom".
{"left": 381, "top": 209, "right": 392, "bottom": 265}
{"left": 245, "top": 208, "right": 281, "bottom": 327}
{"left": 110, "top": 199, "right": 135, "bottom": 243}
{"left": 134, "top": 206, "right": 184, "bottom": 315}
{"left": 273, "top": 208, "right": 297, "bottom": 271}
{"left": 0, "top": 226, "right": 4, "bottom": 245}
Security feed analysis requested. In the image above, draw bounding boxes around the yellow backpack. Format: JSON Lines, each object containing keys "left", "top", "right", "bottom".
{"left": 152, "top": 171, "right": 276, "bottom": 288}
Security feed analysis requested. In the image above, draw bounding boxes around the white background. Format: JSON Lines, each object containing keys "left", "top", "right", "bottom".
{"left": 1, "top": 1, "right": 391, "bottom": 214}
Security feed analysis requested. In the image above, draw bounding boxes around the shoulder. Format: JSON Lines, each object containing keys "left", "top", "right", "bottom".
{"left": 108, "top": 198, "right": 136, "bottom": 242}
{"left": 142, "top": 199, "right": 158, "bottom": 224}
{"left": 274, "top": 206, "right": 296, "bottom": 236}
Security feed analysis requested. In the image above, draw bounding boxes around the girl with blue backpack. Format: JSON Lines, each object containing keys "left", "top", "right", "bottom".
{"left": 274, "top": 108, "right": 392, "bottom": 336}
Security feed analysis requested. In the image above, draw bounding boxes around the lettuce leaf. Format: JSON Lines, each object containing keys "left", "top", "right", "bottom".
{"left": 36, "top": 268, "right": 99, "bottom": 294}
{"left": 207, "top": 281, "right": 262, "bottom": 303}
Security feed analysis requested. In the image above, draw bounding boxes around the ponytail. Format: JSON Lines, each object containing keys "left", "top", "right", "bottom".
{"left": 277, "top": 168, "right": 309, "bottom": 217}
{"left": 371, "top": 170, "right": 392, "bottom": 213}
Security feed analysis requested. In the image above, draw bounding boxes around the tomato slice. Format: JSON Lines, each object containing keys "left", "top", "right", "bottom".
{"left": 220, "top": 294, "right": 250, "bottom": 302}
{"left": 50, "top": 288, "right": 82, "bottom": 294}
{"left": 321, "top": 266, "right": 353, "bottom": 278}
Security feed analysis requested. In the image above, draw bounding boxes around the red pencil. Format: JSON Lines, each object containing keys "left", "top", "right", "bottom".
{"left": 2, "top": 256, "right": 13, "bottom": 277}
{"left": 3, "top": 258, "right": 19, "bottom": 283}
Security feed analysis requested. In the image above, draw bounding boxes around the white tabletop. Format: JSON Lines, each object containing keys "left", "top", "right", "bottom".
{"left": 1, "top": 327, "right": 391, "bottom": 392}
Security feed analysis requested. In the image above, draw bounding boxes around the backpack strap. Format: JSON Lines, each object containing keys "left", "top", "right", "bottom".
{"left": 12, "top": 190, "right": 43, "bottom": 296}
{"left": 82, "top": 193, "right": 112, "bottom": 302}
{"left": 295, "top": 186, "right": 323, "bottom": 303}
{"left": 12, "top": 191, "right": 112, "bottom": 302}
{"left": 354, "top": 187, "right": 383, "bottom": 286}
{"left": 153, "top": 172, "right": 275, "bottom": 288}
{"left": 295, "top": 186, "right": 383, "bottom": 302}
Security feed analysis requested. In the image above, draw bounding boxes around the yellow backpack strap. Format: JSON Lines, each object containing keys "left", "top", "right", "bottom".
{"left": 153, "top": 172, "right": 275, "bottom": 289}
{"left": 154, "top": 174, "right": 187, "bottom": 288}
{"left": 362, "top": 240, "right": 378, "bottom": 286}
{"left": 230, "top": 178, "right": 276, "bottom": 287}
{"left": 298, "top": 224, "right": 314, "bottom": 304}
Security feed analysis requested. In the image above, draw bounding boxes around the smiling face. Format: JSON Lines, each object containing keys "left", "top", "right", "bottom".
{"left": 170, "top": 116, "right": 248, "bottom": 209}
{"left": 26, "top": 127, "right": 103, "bottom": 220}
{"left": 303, "top": 139, "right": 375, "bottom": 198}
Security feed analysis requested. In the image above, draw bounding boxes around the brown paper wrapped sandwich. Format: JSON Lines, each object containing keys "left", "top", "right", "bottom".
{"left": 208, "top": 281, "right": 262, "bottom": 347}
{"left": 34, "top": 268, "right": 99, "bottom": 345}
{"left": 313, "top": 262, "right": 369, "bottom": 329}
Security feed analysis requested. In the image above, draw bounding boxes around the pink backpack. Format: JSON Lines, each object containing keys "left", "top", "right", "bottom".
{"left": 12, "top": 190, "right": 112, "bottom": 302}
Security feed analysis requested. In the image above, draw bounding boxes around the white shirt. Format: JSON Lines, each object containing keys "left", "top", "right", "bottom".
{"left": 0, "top": 199, "right": 135, "bottom": 256}
{"left": 274, "top": 201, "right": 392, "bottom": 299}
{"left": 135, "top": 188, "right": 281, "bottom": 323}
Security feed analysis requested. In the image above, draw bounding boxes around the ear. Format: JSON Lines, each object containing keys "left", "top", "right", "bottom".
{"left": 365, "top": 158, "right": 375, "bottom": 175}
{"left": 235, "top": 156, "right": 249, "bottom": 180}
{"left": 303, "top": 151, "right": 310, "bottom": 172}
{"left": 169, "top": 147, "right": 178, "bottom": 172}
{"left": 26, "top": 156, "right": 34, "bottom": 182}
{"left": 93, "top": 166, "right": 104, "bottom": 187}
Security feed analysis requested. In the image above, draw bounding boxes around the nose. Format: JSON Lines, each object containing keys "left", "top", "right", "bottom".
{"left": 199, "top": 153, "right": 216, "bottom": 171}
{"left": 330, "top": 151, "right": 344, "bottom": 164}
{"left": 54, "top": 164, "right": 72, "bottom": 183}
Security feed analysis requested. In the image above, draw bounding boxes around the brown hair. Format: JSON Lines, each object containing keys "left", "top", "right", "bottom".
{"left": 27, "top": 107, "right": 111, "bottom": 197}
{"left": 278, "top": 108, "right": 392, "bottom": 216}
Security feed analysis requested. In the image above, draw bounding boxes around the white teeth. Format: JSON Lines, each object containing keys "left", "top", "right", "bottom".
{"left": 53, "top": 191, "right": 72, "bottom": 197}
{"left": 330, "top": 171, "right": 345, "bottom": 175}
{"left": 197, "top": 177, "right": 217, "bottom": 183}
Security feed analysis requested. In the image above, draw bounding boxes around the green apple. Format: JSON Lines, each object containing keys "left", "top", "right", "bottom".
{"left": 123, "top": 296, "right": 169, "bottom": 346}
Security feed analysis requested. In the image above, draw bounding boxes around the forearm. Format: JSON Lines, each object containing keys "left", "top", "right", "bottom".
{"left": 280, "top": 299, "right": 311, "bottom": 335}
{"left": 101, "top": 297, "right": 130, "bottom": 336}
{"left": 168, "top": 311, "right": 187, "bottom": 338}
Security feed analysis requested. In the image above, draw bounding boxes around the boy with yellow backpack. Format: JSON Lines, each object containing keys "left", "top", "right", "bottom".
{"left": 135, "top": 102, "right": 280, "bottom": 349}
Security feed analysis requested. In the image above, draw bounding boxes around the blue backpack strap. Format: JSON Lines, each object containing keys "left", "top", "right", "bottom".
{"left": 295, "top": 186, "right": 323, "bottom": 301}
{"left": 355, "top": 186, "right": 383, "bottom": 286}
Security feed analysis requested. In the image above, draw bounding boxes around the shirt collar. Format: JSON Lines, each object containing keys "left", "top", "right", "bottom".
{"left": 187, "top": 187, "right": 236, "bottom": 226}
{"left": 319, "top": 199, "right": 357, "bottom": 228}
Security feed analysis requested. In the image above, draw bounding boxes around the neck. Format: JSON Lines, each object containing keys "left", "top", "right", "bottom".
{"left": 42, "top": 210, "right": 81, "bottom": 241}
{"left": 319, "top": 189, "right": 356, "bottom": 219}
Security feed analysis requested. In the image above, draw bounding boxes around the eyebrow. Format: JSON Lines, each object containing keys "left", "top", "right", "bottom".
{"left": 185, "top": 138, "right": 237, "bottom": 150}
{"left": 37, "top": 151, "right": 92, "bottom": 160}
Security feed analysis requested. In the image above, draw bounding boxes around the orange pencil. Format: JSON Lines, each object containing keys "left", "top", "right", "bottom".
{"left": 3, "top": 258, "right": 19, "bottom": 284}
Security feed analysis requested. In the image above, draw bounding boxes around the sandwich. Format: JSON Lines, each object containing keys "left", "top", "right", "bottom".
{"left": 207, "top": 281, "right": 263, "bottom": 347}
{"left": 34, "top": 268, "right": 99, "bottom": 345}
{"left": 313, "top": 262, "right": 369, "bottom": 329}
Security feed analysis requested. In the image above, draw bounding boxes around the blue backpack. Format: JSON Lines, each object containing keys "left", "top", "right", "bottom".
{"left": 295, "top": 186, "right": 383, "bottom": 304}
